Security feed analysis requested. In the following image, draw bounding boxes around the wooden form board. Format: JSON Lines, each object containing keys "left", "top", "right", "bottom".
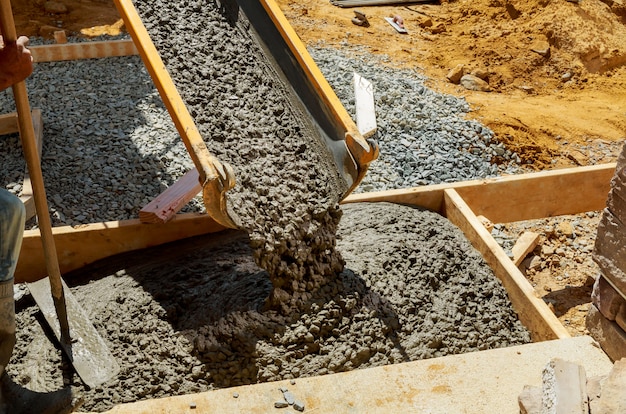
{"left": 30, "top": 39, "right": 138, "bottom": 63}
{"left": 344, "top": 164, "right": 615, "bottom": 223}
{"left": 16, "top": 165, "right": 612, "bottom": 340}
{"left": 442, "top": 189, "right": 570, "bottom": 341}
{"left": 15, "top": 213, "right": 225, "bottom": 283}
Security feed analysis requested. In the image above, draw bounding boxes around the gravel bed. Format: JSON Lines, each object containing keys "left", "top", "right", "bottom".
{"left": 10, "top": 202, "right": 530, "bottom": 412}
{"left": 308, "top": 46, "right": 522, "bottom": 192}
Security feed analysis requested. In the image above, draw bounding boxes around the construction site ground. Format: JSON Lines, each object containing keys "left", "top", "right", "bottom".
{"left": 10, "top": 0, "right": 626, "bottom": 336}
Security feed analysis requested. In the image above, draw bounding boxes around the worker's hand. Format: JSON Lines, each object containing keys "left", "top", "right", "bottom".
{"left": 0, "top": 35, "right": 34, "bottom": 91}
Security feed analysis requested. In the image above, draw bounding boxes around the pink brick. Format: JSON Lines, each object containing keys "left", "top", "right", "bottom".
{"left": 592, "top": 276, "right": 626, "bottom": 320}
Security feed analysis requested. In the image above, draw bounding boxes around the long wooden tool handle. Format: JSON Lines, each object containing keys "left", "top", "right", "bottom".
{"left": 0, "top": 1, "right": 71, "bottom": 341}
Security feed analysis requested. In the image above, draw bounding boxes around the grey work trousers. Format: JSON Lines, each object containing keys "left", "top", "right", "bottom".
{"left": 0, "top": 189, "right": 24, "bottom": 284}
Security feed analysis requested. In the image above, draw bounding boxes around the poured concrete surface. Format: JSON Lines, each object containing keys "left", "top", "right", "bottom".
{"left": 99, "top": 336, "right": 612, "bottom": 414}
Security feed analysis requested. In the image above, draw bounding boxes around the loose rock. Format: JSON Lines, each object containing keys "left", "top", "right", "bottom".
{"left": 447, "top": 64, "right": 465, "bottom": 84}
{"left": 460, "top": 74, "right": 491, "bottom": 92}
{"left": 44, "top": 1, "right": 68, "bottom": 13}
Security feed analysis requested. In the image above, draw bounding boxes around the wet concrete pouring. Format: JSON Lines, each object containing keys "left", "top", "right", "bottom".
{"left": 12, "top": 203, "right": 530, "bottom": 411}
{"left": 9, "top": 0, "right": 530, "bottom": 411}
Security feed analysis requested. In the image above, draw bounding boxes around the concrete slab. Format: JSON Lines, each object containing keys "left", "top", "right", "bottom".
{"left": 100, "top": 336, "right": 612, "bottom": 414}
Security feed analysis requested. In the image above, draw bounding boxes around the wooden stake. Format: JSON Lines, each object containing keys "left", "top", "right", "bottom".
{"left": 511, "top": 232, "right": 541, "bottom": 267}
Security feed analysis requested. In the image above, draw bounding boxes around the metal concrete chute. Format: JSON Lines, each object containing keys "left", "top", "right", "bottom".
{"left": 113, "top": 0, "right": 379, "bottom": 229}
{"left": 252, "top": 0, "right": 379, "bottom": 194}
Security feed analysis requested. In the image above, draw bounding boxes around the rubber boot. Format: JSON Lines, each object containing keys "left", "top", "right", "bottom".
{"left": 0, "top": 279, "right": 15, "bottom": 380}
{"left": 0, "top": 278, "right": 17, "bottom": 414}
{"left": 0, "top": 280, "right": 78, "bottom": 414}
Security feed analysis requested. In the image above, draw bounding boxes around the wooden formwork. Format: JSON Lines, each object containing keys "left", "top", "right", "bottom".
{"left": 10, "top": 18, "right": 617, "bottom": 414}
{"left": 17, "top": 162, "right": 616, "bottom": 413}
{"left": 17, "top": 163, "right": 615, "bottom": 342}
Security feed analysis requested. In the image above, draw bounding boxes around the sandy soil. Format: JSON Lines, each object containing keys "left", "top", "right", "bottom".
{"left": 274, "top": 0, "right": 626, "bottom": 169}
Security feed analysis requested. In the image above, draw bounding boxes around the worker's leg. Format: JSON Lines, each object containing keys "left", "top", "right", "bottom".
{"left": 0, "top": 189, "right": 25, "bottom": 377}
{"left": 0, "top": 191, "right": 73, "bottom": 413}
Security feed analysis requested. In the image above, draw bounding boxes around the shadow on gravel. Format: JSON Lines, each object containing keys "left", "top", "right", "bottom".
{"left": 0, "top": 53, "right": 194, "bottom": 228}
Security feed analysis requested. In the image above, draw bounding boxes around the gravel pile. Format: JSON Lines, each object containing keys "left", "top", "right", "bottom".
{"left": 308, "top": 46, "right": 522, "bottom": 192}
{"left": 10, "top": 202, "right": 530, "bottom": 412}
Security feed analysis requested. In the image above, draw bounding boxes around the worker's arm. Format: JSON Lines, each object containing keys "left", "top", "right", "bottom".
{"left": 0, "top": 35, "right": 33, "bottom": 91}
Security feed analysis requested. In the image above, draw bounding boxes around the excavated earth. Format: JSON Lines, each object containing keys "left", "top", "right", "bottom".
{"left": 11, "top": 203, "right": 530, "bottom": 412}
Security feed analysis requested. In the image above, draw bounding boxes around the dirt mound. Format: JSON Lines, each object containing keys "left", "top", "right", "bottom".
{"left": 447, "top": 0, "right": 626, "bottom": 87}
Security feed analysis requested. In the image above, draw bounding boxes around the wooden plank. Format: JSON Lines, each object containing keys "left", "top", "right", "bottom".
{"left": 455, "top": 164, "right": 615, "bottom": 223}
{"left": 14, "top": 213, "right": 225, "bottom": 283}
{"left": 344, "top": 164, "right": 616, "bottom": 222}
{"left": 353, "top": 72, "right": 377, "bottom": 138}
{"left": 344, "top": 181, "right": 450, "bottom": 213}
{"left": 53, "top": 30, "right": 67, "bottom": 44}
{"left": 512, "top": 231, "right": 541, "bottom": 267}
{"left": 0, "top": 112, "right": 18, "bottom": 135}
{"left": 19, "top": 108, "right": 43, "bottom": 220}
{"left": 30, "top": 39, "right": 138, "bottom": 63}
{"left": 139, "top": 168, "right": 202, "bottom": 223}
{"left": 442, "top": 188, "right": 570, "bottom": 341}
